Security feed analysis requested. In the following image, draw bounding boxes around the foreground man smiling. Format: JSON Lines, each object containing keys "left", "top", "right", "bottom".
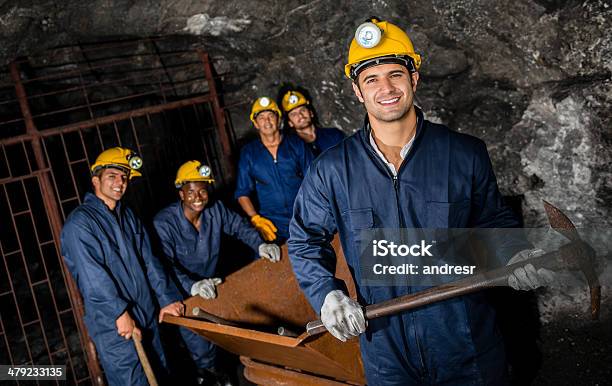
{"left": 288, "top": 18, "right": 552, "bottom": 385}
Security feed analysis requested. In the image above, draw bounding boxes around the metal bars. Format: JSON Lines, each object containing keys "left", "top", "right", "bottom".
{"left": 0, "top": 37, "right": 235, "bottom": 385}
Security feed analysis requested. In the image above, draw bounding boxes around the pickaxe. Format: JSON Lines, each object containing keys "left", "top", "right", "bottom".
{"left": 306, "top": 200, "right": 602, "bottom": 336}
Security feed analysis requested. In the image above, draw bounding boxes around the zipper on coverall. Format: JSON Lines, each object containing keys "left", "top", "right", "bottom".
{"left": 365, "top": 127, "right": 429, "bottom": 378}
{"left": 394, "top": 158, "right": 428, "bottom": 379}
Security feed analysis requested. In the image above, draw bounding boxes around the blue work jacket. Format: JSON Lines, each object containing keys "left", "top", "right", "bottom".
{"left": 61, "top": 193, "right": 180, "bottom": 336}
{"left": 61, "top": 193, "right": 180, "bottom": 385}
{"left": 235, "top": 133, "right": 313, "bottom": 239}
{"left": 153, "top": 200, "right": 263, "bottom": 295}
{"left": 289, "top": 108, "right": 526, "bottom": 385}
{"left": 307, "top": 127, "right": 346, "bottom": 157}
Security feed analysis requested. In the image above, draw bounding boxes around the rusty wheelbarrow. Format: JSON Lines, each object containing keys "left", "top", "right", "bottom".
{"left": 163, "top": 201, "right": 602, "bottom": 385}
{"left": 163, "top": 237, "right": 366, "bottom": 385}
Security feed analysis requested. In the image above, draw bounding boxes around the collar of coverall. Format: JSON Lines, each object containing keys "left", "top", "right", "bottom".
{"left": 360, "top": 105, "right": 425, "bottom": 162}
{"left": 369, "top": 132, "right": 415, "bottom": 177}
{"left": 257, "top": 132, "right": 285, "bottom": 147}
{"left": 176, "top": 200, "right": 204, "bottom": 233}
{"left": 85, "top": 191, "right": 123, "bottom": 214}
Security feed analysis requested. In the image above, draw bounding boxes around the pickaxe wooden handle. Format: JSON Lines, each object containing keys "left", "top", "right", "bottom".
{"left": 132, "top": 330, "right": 158, "bottom": 386}
{"left": 306, "top": 201, "right": 601, "bottom": 336}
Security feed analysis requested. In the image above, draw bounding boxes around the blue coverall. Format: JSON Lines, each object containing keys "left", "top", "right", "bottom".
{"left": 306, "top": 127, "right": 346, "bottom": 157}
{"left": 153, "top": 200, "right": 263, "bottom": 368}
{"left": 289, "top": 108, "right": 528, "bottom": 385}
{"left": 61, "top": 193, "right": 181, "bottom": 386}
{"left": 235, "top": 133, "right": 313, "bottom": 240}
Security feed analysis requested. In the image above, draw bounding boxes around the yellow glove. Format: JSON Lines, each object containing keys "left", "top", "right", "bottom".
{"left": 250, "top": 214, "right": 277, "bottom": 242}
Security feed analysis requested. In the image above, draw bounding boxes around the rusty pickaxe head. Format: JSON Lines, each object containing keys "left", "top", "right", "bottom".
{"left": 542, "top": 200, "right": 601, "bottom": 320}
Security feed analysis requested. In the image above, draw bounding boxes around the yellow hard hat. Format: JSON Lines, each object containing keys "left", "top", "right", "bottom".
{"left": 345, "top": 18, "right": 422, "bottom": 80}
{"left": 174, "top": 160, "right": 215, "bottom": 188}
{"left": 90, "top": 147, "right": 142, "bottom": 179}
{"left": 249, "top": 97, "right": 282, "bottom": 124}
{"left": 281, "top": 90, "right": 309, "bottom": 113}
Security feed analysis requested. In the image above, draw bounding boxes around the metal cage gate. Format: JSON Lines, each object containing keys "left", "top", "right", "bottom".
{"left": 0, "top": 37, "right": 235, "bottom": 385}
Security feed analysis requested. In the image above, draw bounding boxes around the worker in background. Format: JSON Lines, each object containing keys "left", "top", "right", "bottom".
{"left": 288, "top": 18, "right": 553, "bottom": 386}
{"left": 235, "top": 97, "right": 313, "bottom": 242}
{"left": 61, "top": 147, "right": 184, "bottom": 386}
{"left": 281, "top": 89, "right": 345, "bottom": 157}
{"left": 153, "top": 160, "right": 280, "bottom": 385}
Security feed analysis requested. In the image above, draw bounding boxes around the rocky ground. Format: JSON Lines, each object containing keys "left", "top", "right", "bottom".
{"left": 534, "top": 315, "right": 611, "bottom": 386}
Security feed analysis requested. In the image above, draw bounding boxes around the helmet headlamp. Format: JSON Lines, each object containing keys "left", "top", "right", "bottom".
{"left": 127, "top": 153, "right": 143, "bottom": 170}
{"left": 355, "top": 22, "right": 382, "bottom": 49}
{"left": 198, "top": 164, "right": 211, "bottom": 177}
{"left": 259, "top": 97, "right": 270, "bottom": 107}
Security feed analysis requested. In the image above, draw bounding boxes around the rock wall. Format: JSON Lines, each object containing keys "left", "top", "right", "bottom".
{"left": 5, "top": 0, "right": 608, "bottom": 224}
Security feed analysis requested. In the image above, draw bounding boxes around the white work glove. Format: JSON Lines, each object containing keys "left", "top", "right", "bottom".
{"left": 258, "top": 243, "right": 281, "bottom": 262}
{"left": 190, "top": 278, "right": 222, "bottom": 299}
{"left": 320, "top": 290, "right": 366, "bottom": 342}
{"left": 507, "top": 248, "right": 555, "bottom": 290}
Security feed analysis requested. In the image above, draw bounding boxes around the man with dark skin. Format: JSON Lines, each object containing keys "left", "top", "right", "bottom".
{"left": 154, "top": 160, "right": 279, "bottom": 385}
{"left": 61, "top": 147, "right": 184, "bottom": 386}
